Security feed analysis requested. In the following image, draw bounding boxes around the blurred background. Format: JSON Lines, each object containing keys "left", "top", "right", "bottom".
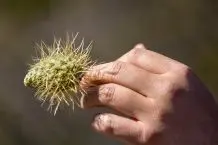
{"left": 0, "top": 0, "right": 217, "bottom": 145}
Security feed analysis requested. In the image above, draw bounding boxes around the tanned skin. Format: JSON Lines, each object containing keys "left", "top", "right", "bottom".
{"left": 81, "top": 44, "right": 218, "bottom": 145}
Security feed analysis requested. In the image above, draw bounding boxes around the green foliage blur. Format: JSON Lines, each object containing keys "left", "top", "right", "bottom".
{"left": 0, "top": 0, "right": 217, "bottom": 145}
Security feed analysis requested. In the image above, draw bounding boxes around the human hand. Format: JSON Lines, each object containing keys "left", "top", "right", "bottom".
{"left": 81, "top": 44, "right": 218, "bottom": 145}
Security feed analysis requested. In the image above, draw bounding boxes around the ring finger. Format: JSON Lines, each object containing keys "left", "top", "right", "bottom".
{"left": 81, "top": 83, "right": 154, "bottom": 119}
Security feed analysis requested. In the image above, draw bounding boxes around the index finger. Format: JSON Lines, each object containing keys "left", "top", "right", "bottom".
{"left": 117, "top": 44, "right": 180, "bottom": 74}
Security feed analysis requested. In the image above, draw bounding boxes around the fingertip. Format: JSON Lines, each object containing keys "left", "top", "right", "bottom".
{"left": 92, "top": 113, "right": 111, "bottom": 133}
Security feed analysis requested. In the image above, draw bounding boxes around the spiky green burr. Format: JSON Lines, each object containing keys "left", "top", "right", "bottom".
{"left": 24, "top": 34, "right": 94, "bottom": 114}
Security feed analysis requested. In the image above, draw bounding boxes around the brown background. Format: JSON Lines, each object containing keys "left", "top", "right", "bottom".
{"left": 0, "top": 0, "right": 217, "bottom": 145}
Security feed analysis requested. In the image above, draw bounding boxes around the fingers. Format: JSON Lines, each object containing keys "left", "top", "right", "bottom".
{"left": 118, "top": 43, "right": 178, "bottom": 74}
{"left": 82, "top": 61, "right": 160, "bottom": 97}
{"left": 92, "top": 113, "right": 147, "bottom": 144}
{"left": 81, "top": 83, "right": 154, "bottom": 119}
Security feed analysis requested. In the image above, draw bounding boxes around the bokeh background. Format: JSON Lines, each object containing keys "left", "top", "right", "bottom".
{"left": 0, "top": 0, "right": 217, "bottom": 145}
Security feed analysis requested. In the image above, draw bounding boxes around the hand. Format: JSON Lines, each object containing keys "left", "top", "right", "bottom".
{"left": 81, "top": 44, "right": 218, "bottom": 145}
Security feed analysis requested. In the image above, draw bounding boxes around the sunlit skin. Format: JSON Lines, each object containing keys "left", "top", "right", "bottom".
{"left": 81, "top": 44, "right": 218, "bottom": 145}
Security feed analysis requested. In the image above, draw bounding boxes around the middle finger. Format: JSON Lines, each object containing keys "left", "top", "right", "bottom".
{"left": 83, "top": 61, "right": 160, "bottom": 97}
{"left": 82, "top": 83, "right": 154, "bottom": 119}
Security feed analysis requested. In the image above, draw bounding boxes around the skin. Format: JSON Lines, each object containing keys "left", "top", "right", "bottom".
{"left": 81, "top": 44, "right": 218, "bottom": 145}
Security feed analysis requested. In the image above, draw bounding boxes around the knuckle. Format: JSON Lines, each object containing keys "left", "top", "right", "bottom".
{"left": 172, "top": 64, "right": 192, "bottom": 78}
{"left": 111, "top": 61, "right": 124, "bottom": 75}
{"left": 128, "top": 45, "right": 146, "bottom": 59}
{"left": 158, "top": 79, "right": 176, "bottom": 96}
{"left": 179, "top": 64, "right": 192, "bottom": 76}
{"left": 168, "top": 64, "right": 192, "bottom": 88}
{"left": 149, "top": 99, "right": 162, "bottom": 120}
{"left": 108, "top": 61, "right": 125, "bottom": 81}
{"left": 99, "top": 85, "right": 116, "bottom": 105}
{"left": 164, "top": 80, "right": 175, "bottom": 93}
{"left": 160, "top": 65, "right": 192, "bottom": 94}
